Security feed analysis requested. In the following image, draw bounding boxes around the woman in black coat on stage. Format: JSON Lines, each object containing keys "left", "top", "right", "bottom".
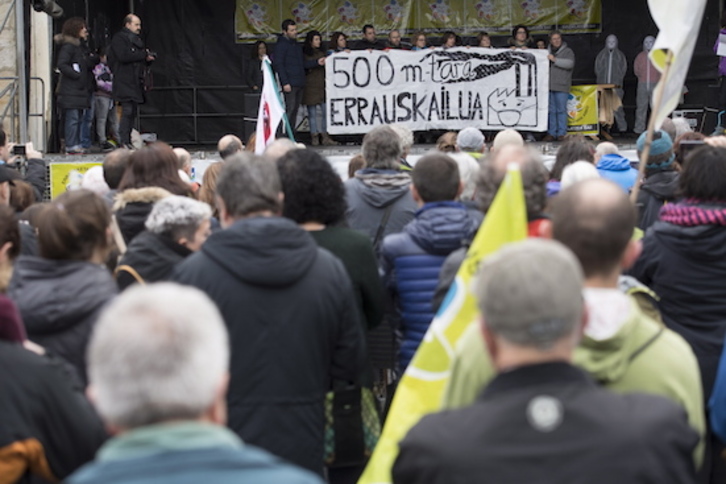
{"left": 56, "top": 17, "right": 91, "bottom": 155}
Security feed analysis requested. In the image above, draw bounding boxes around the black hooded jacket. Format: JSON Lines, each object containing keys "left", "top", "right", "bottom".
{"left": 630, "top": 220, "right": 726, "bottom": 398}
{"left": 116, "top": 230, "right": 192, "bottom": 290}
{"left": 172, "top": 216, "right": 364, "bottom": 475}
{"left": 636, "top": 171, "right": 679, "bottom": 231}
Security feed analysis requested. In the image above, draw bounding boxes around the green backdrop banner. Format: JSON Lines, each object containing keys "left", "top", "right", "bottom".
{"left": 235, "top": 0, "right": 602, "bottom": 42}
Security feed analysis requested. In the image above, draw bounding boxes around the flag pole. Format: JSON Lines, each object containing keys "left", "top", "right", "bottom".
{"left": 630, "top": 50, "right": 675, "bottom": 204}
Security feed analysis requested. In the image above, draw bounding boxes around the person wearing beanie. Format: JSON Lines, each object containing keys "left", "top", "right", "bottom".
{"left": 635, "top": 129, "right": 679, "bottom": 230}
{"left": 456, "top": 127, "right": 486, "bottom": 159}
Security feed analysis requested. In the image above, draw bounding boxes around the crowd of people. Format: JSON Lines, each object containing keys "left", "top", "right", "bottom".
{"left": 2, "top": 105, "right": 726, "bottom": 483}
{"left": 5, "top": 9, "right": 726, "bottom": 484}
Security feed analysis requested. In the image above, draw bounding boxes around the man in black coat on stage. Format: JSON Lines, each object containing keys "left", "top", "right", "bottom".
{"left": 172, "top": 153, "right": 364, "bottom": 477}
{"left": 393, "top": 239, "right": 698, "bottom": 484}
{"left": 109, "top": 14, "right": 155, "bottom": 149}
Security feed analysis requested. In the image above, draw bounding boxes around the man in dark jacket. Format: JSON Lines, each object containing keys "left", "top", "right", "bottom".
{"left": 172, "top": 153, "right": 364, "bottom": 476}
{"left": 109, "top": 14, "right": 155, "bottom": 148}
{"left": 381, "top": 153, "right": 480, "bottom": 369}
{"left": 393, "top": 239, "right": 698, "bottom": 484}
{"left": 273, "top": 19, "right": 324, "bottom": 138}
{"left": 353, "top": 24, "right": 386, "bottom": 50}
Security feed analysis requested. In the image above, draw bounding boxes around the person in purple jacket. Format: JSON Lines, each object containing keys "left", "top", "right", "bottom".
{"left": 93, "top": 46, "right": 120, "bottom": 152}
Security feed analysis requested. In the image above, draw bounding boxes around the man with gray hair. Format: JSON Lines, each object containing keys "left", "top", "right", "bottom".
{"left": 172, "top": 153, "right": 364, "bottom": 475}
{"left": 345, "top": 125, "right": 417, "bottom": 246}
{"left": 393, "top": 239, "right": 698, "bottom": 484}
{"left": 69, "top": 283, "right": 321, "bottom": 483}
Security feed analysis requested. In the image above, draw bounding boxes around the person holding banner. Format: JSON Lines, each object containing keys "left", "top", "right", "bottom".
{"left": 544, "top": 31, "right": 575, "bottom": 142}
{"left": 273, "top": 19, "right": 325, "bottom": 138}
{"left": 508, "top": 25, "right": 533, "bottom": 49}
{"left": 303, "top": 31, "right": 338, "bottom": 146}
{"left": 410, "top": 32, "right": 430, "bottom": 51}
{"left": 328, "top": 32, "right": 349, "bottom": 55}
{"left": 353, "top": 25, "right": 385, "bottom": 51}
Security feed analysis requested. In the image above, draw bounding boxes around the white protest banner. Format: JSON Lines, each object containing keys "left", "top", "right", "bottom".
{"left": 326, "top": 48, "right": 549, "bottom": 134}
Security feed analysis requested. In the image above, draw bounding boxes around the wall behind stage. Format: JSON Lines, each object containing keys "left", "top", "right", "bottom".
{"left": 66, "top": 0, "right": 721, "bottom": 145}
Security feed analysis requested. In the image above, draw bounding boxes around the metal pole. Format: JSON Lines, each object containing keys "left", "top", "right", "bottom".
{"left": 15, "top": 0, "right": 27, "bottom": 143}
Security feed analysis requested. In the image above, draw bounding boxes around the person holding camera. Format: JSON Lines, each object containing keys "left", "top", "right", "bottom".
{"left": 0, "top": 128, "right": 46, "bottom": 204}
{"left": 109, "top": 14, "right": 155, "bottom": 149}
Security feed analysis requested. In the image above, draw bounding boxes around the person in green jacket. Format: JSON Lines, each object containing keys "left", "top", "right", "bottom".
{"left": 442, "top": 178, "right": 705, "bottom": 468}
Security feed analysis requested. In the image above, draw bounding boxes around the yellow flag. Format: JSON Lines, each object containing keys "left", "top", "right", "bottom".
{"left": 358, "top": 165, "right": 528, "bottom": 484}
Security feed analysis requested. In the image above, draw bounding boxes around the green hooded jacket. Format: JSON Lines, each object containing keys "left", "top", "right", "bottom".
{"left": 441, "top": 298, "right": 705, "bottom": 469}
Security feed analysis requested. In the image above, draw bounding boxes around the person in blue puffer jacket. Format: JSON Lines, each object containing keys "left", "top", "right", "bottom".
{"left": 595, "top": 143, "right": 639, "bottom": 193}
{"left": 381, "top": 153, "right": 482, "bottom": 371}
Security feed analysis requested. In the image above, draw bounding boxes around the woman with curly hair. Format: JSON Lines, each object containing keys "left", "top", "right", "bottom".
{"left": 277, "top": 148, "right": 383, "bottom": 483}
{"left": 277, "top": 149, "right": 383, "bottom": 331}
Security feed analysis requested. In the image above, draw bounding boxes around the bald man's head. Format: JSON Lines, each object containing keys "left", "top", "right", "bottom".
{"left": 477, "top": 145, "right": 548, "bottom": 218}
{"left": 551, "top": 178, "right": 636, "bottom": 278}
{"left": 218, "top": 134, "right": 244, "bottom": 160}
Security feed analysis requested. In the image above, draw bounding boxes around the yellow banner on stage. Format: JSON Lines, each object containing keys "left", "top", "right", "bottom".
{"left": 235, "top": 0, "right": 601, "bottom": 41}
{"left": 358, "top": 166, "right": 528, "bottom": 484}
{"left": 49, "top": 162, "right": 101, "bottom": 199}
{"left": 567, "top": 84, "right": 599, "bottom": 136}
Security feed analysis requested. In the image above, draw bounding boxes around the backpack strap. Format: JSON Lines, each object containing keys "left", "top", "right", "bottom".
{"left": 629, "top": 327, "right": 665, "bottom": 363}
{"left": 372, "top": 205, "right": 394, "bottom": 252}
{"left": 114, "top": 265, "right": 145, "bottom": 285}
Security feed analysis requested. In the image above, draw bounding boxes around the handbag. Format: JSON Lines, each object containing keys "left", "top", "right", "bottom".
{"left": 324, "top": 385, "right": 381, "bottom": 468}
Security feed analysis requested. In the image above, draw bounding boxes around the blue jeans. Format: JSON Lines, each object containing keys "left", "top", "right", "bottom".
{"left": 95, "top": 95, "right": 119, "bottom": 142}
{"left": 548, "top": 90, "right": 569, "bottom": 138}
{"left": 307, "top": 103, "right": 326, "bottom": 134}
{"left": 80, "top": 94, "right": 95, "bottom": 148}
{"left": 64, "top": 108, "right": 82, "bottom": 150}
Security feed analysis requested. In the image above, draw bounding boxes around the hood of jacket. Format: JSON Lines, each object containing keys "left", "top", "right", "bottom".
{"left": 350, "top": 169, "right": 412, "bottom": 209}
{"left": 120, "top": 231, "right": 191, "bottom": 276}
{"left": 574, "top": 299, "right": 649, "bottom": 383}
{"left": 406, "top": 202, "right": 481, "bottom": 255}
{"left": 550, "top": 41, "right": 571, "bottom": 55}
{"left": 8, "top": 256, "right": 116, "bottom": 335}
{"left": 649, "top": 218, "right": 726, "bottom": 263}
{"left": 200, "top": 216, "right": 319, "bottom": 287}
{"left": 641, "top": 170, "right": 679, "bottom": 200}
{"left": 597, "top": 153, "right": 632, "bottom": 172}
{"left": 54, "top": 34, "right": 80, "bottom": 47}
{"left": 113, "top": 187, "right": 172, "bottom": 210}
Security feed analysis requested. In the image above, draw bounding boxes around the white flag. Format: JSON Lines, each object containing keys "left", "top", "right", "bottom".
{"left": 647, "top": 0, "right": 706, "bottom": 130}
{"left": 255, "top": 56, "right": 287, "bottom": 154}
